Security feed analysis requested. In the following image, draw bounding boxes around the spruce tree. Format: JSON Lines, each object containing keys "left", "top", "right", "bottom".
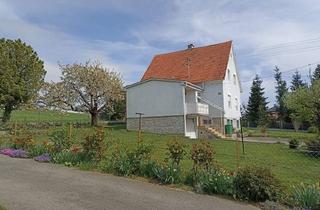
{"left": 246, "top": 75, "right": 268, "bottom": 127}
{"left": 291, "top": 70, "right": 307, "bottom": 91}
{"left": 312, "top": 64, "right": 320, "bottom": 83}
{"left": 274, "top": 66, "right": 288, "bottom": 128}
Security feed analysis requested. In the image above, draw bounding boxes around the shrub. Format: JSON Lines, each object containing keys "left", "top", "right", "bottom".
{"left": 10, "top": 134, "right": 35, "bottom": 150}
{"left": 150, "top": 162, "right": 182, "bottom": 184}
{"left": 307, "top": 126, "right": 318, "bottom": 133}
{"left": 289, "top": 138, "right": 299, "bottom": 149}
{"left": 27, "top": 144, "right": 47, "bottom": 157}
{"left": 193, "top": 168, "right": 234, "bottom": 196}
{"left": 102, "top": 142, "right": 153, "bottom": 176}
{"left": 49, "top": 127, "right": 73, "bottom": 153}
{"left": 81, "top": 127, "right": 105, "bottom": 161}
{"left": 305, "top": 137, "right": 320, "bottom": 156}
{"left": 292, "top": 182, "right": 320, "bottom": 209}
{"left": 190, "top": 140, "right": 215, "bottom": 171}
{"left": 166, "top": 138, "right": 186, "bottom": 167}
{"left": 233, "top": 166, "right": 282, "bottom": 202}
{"left": 51, "top": 150, "right": 89, "bottom": 166}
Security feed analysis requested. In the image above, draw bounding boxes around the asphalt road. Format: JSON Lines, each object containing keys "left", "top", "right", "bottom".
{"left": 0, "top": 155, "right": 259, "bottom": 210}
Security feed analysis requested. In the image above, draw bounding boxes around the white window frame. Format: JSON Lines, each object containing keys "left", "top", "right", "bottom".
{"left": 228, "top": 94, "right": 231, "bottom": 109}
{"left": 233, "top": 74, "right": 236, "bottom": 85}
{"left": 235, "top": 98, "right": 238, "bottom": 111}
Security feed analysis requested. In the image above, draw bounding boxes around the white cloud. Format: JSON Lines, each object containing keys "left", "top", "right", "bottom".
{"left": 1, "top": 0, "right": 320, "bottom": 105}
{"left": 0, "top": 1, "right": 157, "bottom": 84}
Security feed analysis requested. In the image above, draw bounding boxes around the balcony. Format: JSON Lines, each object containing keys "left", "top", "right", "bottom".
{"left": 186, "top": 102, "right": 209, "bottom": 115}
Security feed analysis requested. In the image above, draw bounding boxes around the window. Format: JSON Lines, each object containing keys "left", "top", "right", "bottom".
{"left": 233, "top": 74, "right": 236, "bottom": 85}
{"left": 227, "top": 69, "right": 230, "bottom": 80}
{"left": 235, "top": 98, "right": 238, "bottom": 111}
{"left": 228, "top": 95, "right": 231, "bottom": 109}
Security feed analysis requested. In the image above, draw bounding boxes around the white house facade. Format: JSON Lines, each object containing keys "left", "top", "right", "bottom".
{"left": 126, "top": 41, "right": 241, "bottom": 139}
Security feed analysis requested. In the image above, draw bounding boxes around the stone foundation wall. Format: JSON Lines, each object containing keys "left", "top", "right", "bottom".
{"left": 126, "top": 115, "right": 185, "bottom": 134}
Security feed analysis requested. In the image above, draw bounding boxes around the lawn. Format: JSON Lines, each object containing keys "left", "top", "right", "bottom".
{"left": 0, "top": 205, "right": 6, "bottom": 210}
{"left": 0, "top": 110, "right": 319, "bottom": 189}
{"left": 7, "top": 124, "right": 317, "bottom": 188}
{"left": 244, "top": 127, "right": 316, "bottom": 140}
{"left": 0, "top": 109, "right": 90, "bottom": 123}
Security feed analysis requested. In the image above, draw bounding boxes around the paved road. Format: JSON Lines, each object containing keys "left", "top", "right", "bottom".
{"left": 0, "top": 155, "right": 259, "bottom": 210}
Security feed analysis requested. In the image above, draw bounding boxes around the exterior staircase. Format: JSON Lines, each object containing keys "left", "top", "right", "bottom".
{"left": 206, "top": 127, "right": 226, "bottom": 139}
{"left": 198, "top": 126, "right": 226, "bottom": 139}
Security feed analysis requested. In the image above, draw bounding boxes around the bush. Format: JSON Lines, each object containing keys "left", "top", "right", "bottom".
{"left": 305, "top": 137, "right": 320, "bottom": 155}
{"left": 102, "top": 142, "right": 153, "bottom": 176}
{"left": 292, "top": 182, "right": 320, "bottom": 209}
{"left": 190, "top": 140, "right": 215, "bottom": 171}
{"left": 233, "top": 166, "right": 282, "bottom": 202}
{"left": 81, "top": 127, "right": 105, "bottom": 161}
{"left": 193, "top": 168, "right": 234, "bottom": 196}
{"left": 308, "top": 126, "right": 318, "bottom": 134}
{"left": 166, "top": 138, "right": 186, "bottom": 166}
{"left": 27, "top": 144, "right": 47, "bottom": 157}
{"left": 51, "top": 150, "right": 89, "bottom": 166}
{"left": 150, "top": 162, "right": 182, "bottom": 184}
{"left": 49, "top": 127, "right": 72, "bottom": 153}
{"left": 10, "top": 133, "right": 35, "bottom": 150}
{"left": 289, "top": 138, "right": 299, "bottom": 149}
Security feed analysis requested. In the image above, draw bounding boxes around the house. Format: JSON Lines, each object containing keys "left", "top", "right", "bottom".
{"left": 125, "top": 41, "right": 241, "bottom": 139}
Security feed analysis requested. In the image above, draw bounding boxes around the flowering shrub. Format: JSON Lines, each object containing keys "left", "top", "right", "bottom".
{"left": 166, "top": 138, "right": 186, "bottom": 167}
{"left": 233, "top": 166, "right": 282, "bottom": 202}
{"left": 34, "top": 153, "right": 51, "bottom": 162}
{"left": 292, "top": 182, "right": 320, "bottom": 209}
{"left": 190, "top": 140, "right": 215, "bottom": 171}
{"left": 101, "top": 142, "right": 153, "bottom": 176}
{"left": 150, "top": 162, "right": 182, "bottom": 184}
{"left": 193, "top": 168, "right": 234, "bottom": 196}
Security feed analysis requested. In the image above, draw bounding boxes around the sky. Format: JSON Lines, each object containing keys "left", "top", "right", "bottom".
{"left": 1, "top": 0, "right": 320, "bottom": 106}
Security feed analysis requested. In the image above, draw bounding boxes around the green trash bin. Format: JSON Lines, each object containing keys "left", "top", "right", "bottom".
{"left": 225, "top": 124, "right": 233, "bottom": 135}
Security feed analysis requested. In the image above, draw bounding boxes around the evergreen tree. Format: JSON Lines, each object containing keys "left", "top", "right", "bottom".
{"left": 274, "top": 66, "right": 288, "bottom": 128}
{"left": 291, "top": 70, "right": 307, "bottom": 91}
{"left": 312, "top": 64, "right": 320, "bottom": 83}
{"left": 0, "top": 39, "right": 46, "bottom": 122}
{"left": 246, "top": 75, "right": 268, "bottom": 127}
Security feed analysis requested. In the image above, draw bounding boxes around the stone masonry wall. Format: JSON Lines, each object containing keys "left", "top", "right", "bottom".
{"left": 127, "top": 115, "right": 185, "bottom": 134}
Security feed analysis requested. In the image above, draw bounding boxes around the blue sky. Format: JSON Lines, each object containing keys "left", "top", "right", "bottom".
{"left": 1, "top": 0, "right": 320, "bottom": 106}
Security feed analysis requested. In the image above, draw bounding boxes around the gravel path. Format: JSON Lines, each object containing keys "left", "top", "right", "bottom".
{"left": 0, "top": 155, "right": 259, "bottom": 210}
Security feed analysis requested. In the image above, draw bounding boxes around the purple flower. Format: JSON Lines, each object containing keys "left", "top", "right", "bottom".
{"left": 0, "top": 148, "right": 14, "bottom": 156}
{"left": 9, "top": 149, "right": 28, "bottom": 158}
{"left": 34, "top": 153, "right": 51, "bottom": 162}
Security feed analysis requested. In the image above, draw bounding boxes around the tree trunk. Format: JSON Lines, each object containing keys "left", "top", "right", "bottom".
{"left": 90, "top": 112, "right": 98, "bottom": 126}
{"left": 2, "top": 104, "right": 13, "bottom": 123}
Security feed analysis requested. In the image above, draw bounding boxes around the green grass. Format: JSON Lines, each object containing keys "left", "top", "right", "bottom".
{"left": 9, "top": 124, "right": 317, "bottom": 188}
{"left": 244, "top": 127, "right": 316, "bottom": 140}
{"left": 0, "top": 205, "right": 6, "bottom": 210}
{"left": 0, "top": 109, "right": 90, "bottom": 123}
{"left": 0, "top": 109, "right": 318, "bottom": 189}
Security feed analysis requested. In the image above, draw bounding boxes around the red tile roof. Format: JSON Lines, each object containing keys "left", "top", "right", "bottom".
{"left": 141, "top": 41, "right": 232, "bottom": 83}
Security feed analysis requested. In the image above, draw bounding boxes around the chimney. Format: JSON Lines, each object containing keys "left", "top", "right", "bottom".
{"left": 187, "top": 43, "right": 194, "bottom": 49}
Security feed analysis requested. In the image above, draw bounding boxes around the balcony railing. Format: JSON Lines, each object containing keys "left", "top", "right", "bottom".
{"left": 186, "top": 102, "right": 209, "bottom": 115}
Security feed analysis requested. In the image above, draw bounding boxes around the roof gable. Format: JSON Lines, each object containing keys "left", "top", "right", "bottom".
{"left": 141, "top": 41, "right": 232, "bottom": 83}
